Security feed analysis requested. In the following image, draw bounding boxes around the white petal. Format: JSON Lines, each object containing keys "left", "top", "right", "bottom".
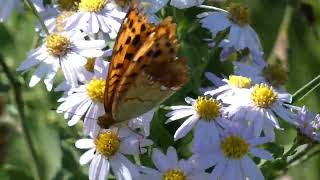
{"left": 241, "top": 156, "right": 264, "bottom": 180}
{"left": 167, "top": 147, "right": 178, "bottom": 165}
{"left": 174, "top": 114, "right": 199, "bottom": 141}
{"left": 89, "top": 154, "right": 110, "bottom": 180}
{"left": 152, "top": 148, "right": 173, "bottom": 171}
{"left": 80, "top": 148, "right": 95, "bottom": 165}
{"left": 110, "top": 154, "right": 138, "bottom": 180}
{"left": 75, "top": 139, "right": 95, "bottom": 149}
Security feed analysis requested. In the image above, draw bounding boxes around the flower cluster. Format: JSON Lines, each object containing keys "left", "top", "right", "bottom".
{"left": 4, "top": 0, "right": 319, "bottom": 180}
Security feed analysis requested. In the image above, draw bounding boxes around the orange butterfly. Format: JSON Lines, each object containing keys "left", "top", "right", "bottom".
{"left": 98, "top": 3, "right": 188, "bottom": 129}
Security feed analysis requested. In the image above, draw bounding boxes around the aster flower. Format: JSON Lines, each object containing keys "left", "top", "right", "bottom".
{"left": 139, "top": 146, "right": 208, "bottom": 180}
{"left": 198, "top": 4, "right": 262, "bottom": 58}
{"left": 193, "top": 124, "right": 273, "bottom": 180}
{"left": 34, "top": 0, "right": 79, "bottom": 35}
{"left": 17, "top": 30, "right": 105, "bottom": 90}
{"left": 0, "top": 0, "right": 22, "bottom": 22}
{"left": 165, "top": 96, "right": 226, "bottom": 144}
{"left": 76, "top": 128, "right": 152, "bottom": 180}
{"left": 295, "top": 106, "right": 320, "bottom": 142}
{"left": 170, "top": 0, "right": 204, "bottom": 9}
{"left": 57, "top": 58, "right": 109, "bottom": 137}
{"left": 224, "top": 83, "right": 297, "bottom": 140}
{"left": 64, "top": 0, "right": 126, "bottom": 39}
{"left": 204, "top": 73, "right": 252, "bottom": 101}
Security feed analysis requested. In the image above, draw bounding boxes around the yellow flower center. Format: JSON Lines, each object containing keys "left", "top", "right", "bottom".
{"left": 163, "top": 169, "right": 187, "bottom": 180}
{"left": 195, "top": 97, "right": 221, "bottom": 120}
{"left": 78, "top": 0, "right": 108, "bottom": 12}
{"left": 228, "top": 4, "right": 250, "bottom": 26}
{"left": 94, "top": 131, "right": 120, "bottom": 157}
{"left": 220, "top": 135, "right": 249, "bottom": 159}
{"left": 58, "top": 0, "right": 80, "bottom": 11}
{"left": 262, "top": 63, "right": 288, "bottom": 87}
{"left": 228, "top": 75, "right": 252, "bottom": 88}
{"left": 251, "top": 84, "right": 277, "bottom": 108}
{"left": 86, "top": 77, "right": 105, "bottom": 103}
{"left": 46, "top": 34, "right": 70, "bottom": 56}
{"left": 85, "top": 57, "right": 96, "bottom": 72}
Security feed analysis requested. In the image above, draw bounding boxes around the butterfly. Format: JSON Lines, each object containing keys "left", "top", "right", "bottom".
{"left": 97, "top": 3, "right": 188, "bottom": 129}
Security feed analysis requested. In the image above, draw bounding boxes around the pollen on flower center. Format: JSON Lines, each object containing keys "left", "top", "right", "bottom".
{"left": 251, "top": 84, "right": 277, "bottom": 108}
{"left": 262, "top": 63, "right": 288, "bottom": 87}
{"left": 220, "top": 135, "right": 249, "bottom": 159}
{"left": 58, "top": 0, "right": 80, "bottom": 11}
{"left": 228, "top": 75, "right": 252, "bottom": 88}
{"left": 85, "top": 57, "right": 96, "bottom": 72}
{"left": 46, "top": 34, "right": 70, "bottom": 56}
{"left": 228, "top": 4, "right": 250, "bottom": 26}
{"left": 163, "top": 169, "right": 187, "bottom": 180}
{"left": 94, "top": 131, "right": 120, "bottom": 157}
{"left": 78, "top": 0, "right": 108, "bottom": 12}
{"left": 195, "top": 97, "right": 221, "bottom": 120}
{"left": 86, "top": 77, "right": 105, "bottom": 103}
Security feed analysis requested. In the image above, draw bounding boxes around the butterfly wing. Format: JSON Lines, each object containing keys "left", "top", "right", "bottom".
{"left": 112, "top": 17, "right": 188, "bottom": 122}
{"left": 104, "top": 4, "right": 154, "bottom": 114}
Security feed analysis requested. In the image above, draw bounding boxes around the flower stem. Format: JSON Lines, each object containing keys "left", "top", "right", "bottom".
{"left": 198, "top": 5, "right": 228, "bottom": 13}
{"left": 23, "top": 0, "right": 50, "bottom": 35}
{"left": 0, "top": 56, "right": 41, "bottom": 180}
{"left": 292, "top": 74, "right": 320, "bottom": 103}
{"left": 282, "top": 138, "right": 300, "bottom": 161}
{"left": 287, "top": 144, "right": 316, "bottom": 165}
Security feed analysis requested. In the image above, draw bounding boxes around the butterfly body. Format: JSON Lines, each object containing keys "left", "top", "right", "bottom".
{"left": 98, "top": 3, "right": 188, "bottom": 129}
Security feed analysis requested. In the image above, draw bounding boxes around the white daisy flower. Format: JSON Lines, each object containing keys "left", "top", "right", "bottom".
{"left": 57, "top": 58, "right": 109, "bottom": 137}
{"left": 17, "top": 30, "right": 105, "bottom": 90}
{"left": 224, "top": 83, "right": 297, "bottom": 140}
{"left": 34, "top": 0, "right": 79, "bottom": 35}
{"left": 295, "top": 106, "right": 320, "bottom": 142}
{"left": 170, "top": 0, "right": 204, "bottom": 9}
{"left": 0, "top": 0, "right": 22, "bottom": 22}
{"left": 65, "top": 0, "right": 126, "bottom": 39}
{"left": 165, "top": 96, "right": 226, "bottom": 144}
{"left": 139, "top": 146, "right": 209, "bottom": 180}
{"left": 198, "top": 4, "right": 262, "bottom": 57}
{"left": 76, "top": 128, "right": 151, "bottom": 180}
{"left": 193, "top": 124, "right": 273, "bottom": 180}
{"left": 204, "top": 72, "right": 252, "bottom": 102}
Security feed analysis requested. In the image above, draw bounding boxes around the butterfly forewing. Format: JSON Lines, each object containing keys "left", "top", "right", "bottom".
{"left": 104, "top": 5, "right": 154, "bottom": 113}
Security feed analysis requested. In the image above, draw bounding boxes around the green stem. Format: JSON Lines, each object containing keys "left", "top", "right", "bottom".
{"left": 267, "top": 5, "right": 293, "bottom": 63}
{"left": 23, "top": 0, "right": 50, "bottom": 35}
{"left": 282, "top": 138, "right": 300, "bottom": 161}
{"left": 292, "top": 74, "right": 320, "bottom": 103}
{"left": 0, "top": 56, "right": 41, "bottom": 180}
{"left": 287, "top": 144, "right": 315, "bottom": 165}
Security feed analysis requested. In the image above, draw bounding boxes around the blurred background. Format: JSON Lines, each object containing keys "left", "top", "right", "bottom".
{"left": 1, "top": 0, "right": 320, "bottom": 179}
